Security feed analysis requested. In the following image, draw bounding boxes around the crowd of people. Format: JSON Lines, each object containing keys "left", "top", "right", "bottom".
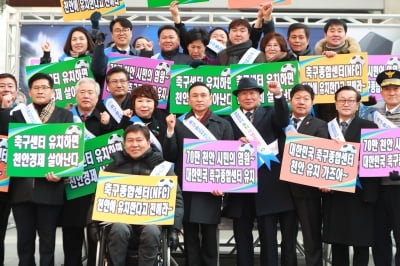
{"left": 0, "top": 1, "right": 399, "bottom": 266}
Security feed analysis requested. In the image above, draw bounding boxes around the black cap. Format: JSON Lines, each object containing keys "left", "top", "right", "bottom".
{"left": 376, "top": 70, "right": 400, "bottom": 87}
{"left": 233, "top": 77, "right": 264, "bottom": 96}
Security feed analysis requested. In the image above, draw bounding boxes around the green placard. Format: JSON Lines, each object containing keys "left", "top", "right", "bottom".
{"left": 65, "top": 130, "right": 124, "bottom": 200}
{"left": 7, "top": 123, "right": 85, "bottom": 177}
{"left": 25, "top": 56, "right": 93, "bottom": 108}
{"left": 230, "top": 61, "right": 299, "bottom": 110}
{"left": 147, "top": 0, "right": 209, "bottom": 8}
{"left": 170, "top": 64, "right": 232, "bottom": 115}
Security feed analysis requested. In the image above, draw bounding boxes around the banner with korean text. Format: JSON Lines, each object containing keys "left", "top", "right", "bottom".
{"left": 7, "top": 123, "right": 84, "bottom": 177}
{"left": 359, "top": 128, "right": 400, "bottom": 177}
{"left": 299, "top": 52, "right": 368, "bottom": 103}
{"left": 60, "top": 0, "right": 126, "bottom": 22}
{"left": 66, "top": 130, "right": 124, "bottom": 200}
{"left": 26, "top": 56, "right": 93, "bottom": 109}
{"left": 281, "top": 132, "right": 359, "bottom": 193}
{"left": 182, "top": 139, "right": 258, "bottom": 192}
{"left": 103, "top": 53, "right": 172, "bottom": 109}
{"left": 0, "top": 136, "right": 8, "bottom": 192}
{"left": 170, "top": 64, "right": 232, "bottom": 115}
{"left": 92, "top": 171, "right": 177, "bottom": 225}
{"left": 230, "top": 61, "right": 299, "bottom": 110}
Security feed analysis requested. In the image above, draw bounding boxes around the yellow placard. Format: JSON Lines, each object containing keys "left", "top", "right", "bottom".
{"left": 92, "top": 171, "right": 177, "bottom": 225}
{"left": 60, "top": 0, "right": 127, "bottom": 22}
{"left": 299, "top": 52, "right": 369, "bottom": 104}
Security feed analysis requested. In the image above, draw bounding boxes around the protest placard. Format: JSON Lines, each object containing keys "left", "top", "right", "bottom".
{"left": 0, "top": 136, "right": 8, "bottom": 192}
{"left": 26, "top": 56, "right": 93, "bottom": 109}
{"left": 182, "top": 139, "right": 258, "bottom": 192}
{"left": 170, "top": 64, "right": 232, "bottom": 115}
{"left": 66, "top": 130, "right": 124, "bottom": 200}
{"left": 299, "top": 53, "right": 368, "bottom": 103}
{"left": 281, "top": 131, "right": 360, "bottom": 193}
{"left": 92, "top": 171, "right": 177, "bottom": 225}
{"left": 360, "top": 128, "right": 400, "bottom": 177}
{"left": 7, "top": 123, "right": 84, "bottom": 177}
{"left": 228, "top": 0, "right": 291, "bottom": 9}
{"left": 147, "top": 0, "right": 208, "bottom": 8}
{"left": 60, "top": 0, "right": 126, "bottom": 22}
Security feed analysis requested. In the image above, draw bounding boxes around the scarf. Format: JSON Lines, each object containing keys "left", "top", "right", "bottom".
{"left": 189, "top": 108, "right": 212, "bottom": 124}
{"left": 69, "top": 50, "right": 90, "bottom": 58}
{"left": 34, "top": 100, "right": 55, "bottom": 123}
{"left": 266, "top": 51, "right": 288, "bottom": 62}
{"left": 224, "top": 40, "right": 253, "bottom": 64}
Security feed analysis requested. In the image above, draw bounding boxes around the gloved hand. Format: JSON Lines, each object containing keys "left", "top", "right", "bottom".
{"left": 95, "top": 32, "right": 106, "bottom": 44}
{"left": 189, "top": 59, "right": 205, "bottom": 68}
{"left": 168, "top": 229, "right": 179, "bottom": 251}
{"left": 90, "top": 11, "right": 102, "bottom": 29}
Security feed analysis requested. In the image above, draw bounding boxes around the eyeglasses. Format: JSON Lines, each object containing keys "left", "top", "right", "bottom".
{"left": 113, "top": 28, "right": 131, "bottom": 34}
{"left": 0, "top": 83, "right": 16, "bottom": 89}
{"left": 336, "top": 99, "right": 358, "bottom": 105}
{"left": 109, "top": 79, "right": 129, "bottom": 85}
{"left": 31, "top": 85, "right": 51, "bottom": 91}
{"left": 265, "top": 44, "right": 280, "bottom": 49}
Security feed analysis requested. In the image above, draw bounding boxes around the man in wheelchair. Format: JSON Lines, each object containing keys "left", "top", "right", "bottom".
{"left": 103, "top": 124, "right": 184, "bottom": 266}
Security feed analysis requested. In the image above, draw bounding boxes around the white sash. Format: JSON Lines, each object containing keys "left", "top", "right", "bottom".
{"left": 21, "top": 104, "right": 42, "bottom": 124}
{"left": 179, "top": 115, "right": 216, "bottom": 140}
{"left": 130, "top": 115, "right": 163, "bottom": 152}
{"left": 207, "top": 39, "right": 226, "bottom": 54}
{"left": 103, "top": 97, "right": 123, "bottom": 124}
{"left": 230, "top": 109, "right": 279, "bottom": 168}
{"left": 71, "top": 113, "right": 96, "bottom": 140}
{"left": 328, "top": 118, "right": 345, "bottom": 141}
{"left": 371, "top": 111, "right": 397, "bottom": 129}
{"left": 238, "top": 47, "right": 261, "bottom": 64}
{"left": 150, "top": 161, "right": 173, "bottom": 176}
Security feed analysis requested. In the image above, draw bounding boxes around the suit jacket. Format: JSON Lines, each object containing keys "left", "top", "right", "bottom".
{"left": 224, "top": 96, "right": 294, "bottom": 217}
{"left": 323, "top": 116, "right": 380, "bottom": 246}
{"left": 163, "top": 111, "right": 234, "bottom": 224}
{"left": 9, "top": 106, "right": 73, "bottom": 206}
{"left": 288, "top": 115, "right": 329, "bottom": 198}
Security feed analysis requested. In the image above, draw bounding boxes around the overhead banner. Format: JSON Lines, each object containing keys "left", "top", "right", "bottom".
{"left": 25, "top": 56, "right": 93, "bottom": 109}
{"left": 65, "top": 130, "right": 124, "bottom": 200}
{"left": 92, "top": 171, "right": 177, "bottom": 225}
{"left": 360, "top": 128, "right": 400, "bottom": 177}
{"left": 60, "top": 0, "right": 126, "bottom": 22}
{"left": 103, "top": 53, "right": 173, "bottom": 109}
{"left": 170, "top": 64, "right": 232, "bottom": 115}
{"left": 230, "top": 61, "right": 299, "bottom": 109}
{"left": 280, "top": 132, "right": 359, "bottom": 193}
{"left": 182, "top": 139, "right": 258, "bottom": 193}
{"left": 7, "top": 123, "right": 85, "bottom": 178}
{"left": 299, "top": 52, "right": 368, "bottom": 104}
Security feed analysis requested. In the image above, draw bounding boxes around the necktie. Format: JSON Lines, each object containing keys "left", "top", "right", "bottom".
{"left": 340, "top": 121, "right": 348, "bottom": 135}
{"left": 292, "top": 118, "right": 300, "bottom": 129}
{"left": 386, "top": 111, "right": 392, "bottom": 117}
{"left": 245, "top": 111, "right": 252, "bottom": 121}
{"left": 81, "top": 114, "right": 88, "bottom": 122}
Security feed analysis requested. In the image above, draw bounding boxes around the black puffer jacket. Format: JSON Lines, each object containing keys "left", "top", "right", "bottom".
{"left": 105, "top": 147, "right": 184, "bottom": 230}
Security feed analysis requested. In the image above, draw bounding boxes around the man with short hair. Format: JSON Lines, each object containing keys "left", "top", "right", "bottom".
{"left": 164, "top": 82, "right": 233, "bottom": 266}
{"left": 9, "top": 73, "right": 74, "bottom": 266}
{"left": 224, "top": 77, "right": 294, "bottom": 266}
{"left": 287, "top": 23, "right": 313, "bottom": 58}
{"left": 288, "top": 84, "right": 329, "bottom": 266}
{"left": 372, "top": 70, "right": 400, "bottom": 266}
{"left": 218, "top": 19, "right": 266, "bottom": 65}
{"left": 105, "top": 124, "right": 183, "bottom": 266}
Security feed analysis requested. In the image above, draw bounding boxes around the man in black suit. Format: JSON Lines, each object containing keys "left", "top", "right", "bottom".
{"left": 323, "top": 86, "right": 379, "bottom": 266}
{"left": 224, "top": 77, "right": 296, "bottom": 266}
{"left": 288, "top": 84, "right": 329, "bottom": 266}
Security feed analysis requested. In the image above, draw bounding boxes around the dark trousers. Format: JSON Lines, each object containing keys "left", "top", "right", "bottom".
{"left": 183, "top": 222, "right": 218, "bottom": 266}
{"left": 62, "top": 226, "right": 84, "bottom": 266}
{"left": 12, "top": 202, "right": 62, "bottom": 266}
{"left": 293, "top": 197, "right": 323, "bottom": 266}
{"left": 233, "top": 209, "right": 298, "bottom": 266}
{"left": 0, "top": 200, "right": 10, "bottom": 266}
{"left": 86, "top": 222, "right": 99, "bottom": 266}
{"left": 372, "top": 185, "right": 400, "bottom": 266}
{"left": 331, "top": 244, "right": 369, "bottom": 266}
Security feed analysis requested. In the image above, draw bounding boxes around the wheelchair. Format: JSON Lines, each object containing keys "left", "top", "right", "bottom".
{"left": 95, "top": 222, "right": 174, "bottom": 266}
